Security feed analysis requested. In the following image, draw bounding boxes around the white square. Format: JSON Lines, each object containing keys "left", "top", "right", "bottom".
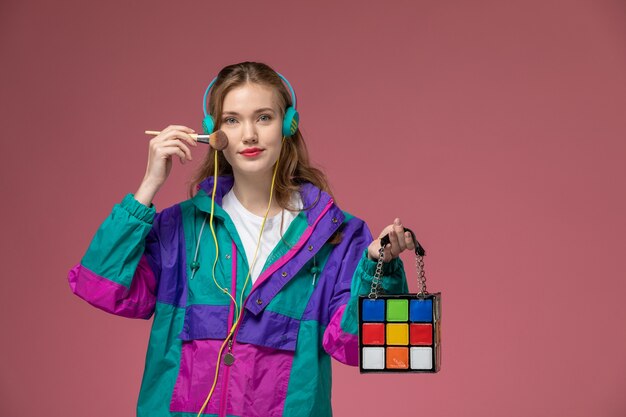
{"left": 362, "top": 347, "right": 385, "bottom": 369}
{"left": 410, "top": 347, "right": 433, "bottom": 370}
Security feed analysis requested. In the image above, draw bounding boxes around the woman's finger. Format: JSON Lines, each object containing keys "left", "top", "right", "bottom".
{"left": 393, "top": 218, "right": 407, "bottom": 252}
{"left": 177, "top": 131, "right": 198, "bottom": 147}
{"left": 374, "top": 221, "right": 417, "bottom": 261}
{"left": 388, "top": 226, "right": 401, "bottom": 258}
{"left": 153, "top": 128, "right": 195, "bottom": 145}
{"left": 405, "top": 231, "right": 416, "bottom": 250}
{"left": 154, "top": 143, "right": 186, "bottom": 162}
{"left": 161, "top": 138, "right": 193, "bottom": 161}
{"left": 159, "top": 129, "right": 197, "bottom": 148}
{"left": 163, "top": 124, "right": 195, "bottom": 134}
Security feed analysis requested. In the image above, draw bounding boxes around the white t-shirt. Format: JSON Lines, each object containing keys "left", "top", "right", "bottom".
{"left": 222, "top": 189, "right": 303, "bottom": 284}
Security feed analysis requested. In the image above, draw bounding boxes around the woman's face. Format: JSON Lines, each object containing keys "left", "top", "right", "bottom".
{"left": 220, "top": 83, "right": 284, "bottom": 180}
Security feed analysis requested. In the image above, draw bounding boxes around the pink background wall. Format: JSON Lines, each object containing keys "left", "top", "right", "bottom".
{"left": 1, "top": 0, "right": 625, "bottom": 416}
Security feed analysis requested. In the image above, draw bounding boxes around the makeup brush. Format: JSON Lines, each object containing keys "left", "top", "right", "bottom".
{"left": 144, "top": 130, "right": 229, "bottom": 150}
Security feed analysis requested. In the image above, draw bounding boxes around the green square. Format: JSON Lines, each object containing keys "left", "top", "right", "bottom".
{"left": 387, "top": 299, "right": 408, "bottom": 322}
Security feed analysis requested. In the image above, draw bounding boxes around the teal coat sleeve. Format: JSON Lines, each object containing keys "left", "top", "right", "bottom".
{"left": 67, "top": 194, "right": 161, "bottom": 319}
{"left": 322, "top": 218, "right": 408, "bottom": 365}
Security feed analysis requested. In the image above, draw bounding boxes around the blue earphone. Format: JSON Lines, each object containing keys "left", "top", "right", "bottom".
{"left": 202, "top": 72, "right": 300, "bottom": 138}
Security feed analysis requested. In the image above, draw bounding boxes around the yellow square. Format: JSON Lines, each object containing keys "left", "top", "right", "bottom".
{"left": 386, "top": 323, "right": 409, "bottom": 345}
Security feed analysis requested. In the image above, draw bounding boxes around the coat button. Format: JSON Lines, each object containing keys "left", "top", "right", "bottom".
{"left": 310, "top": 266, "right": 320, "bottom": 275}
{"left": 225, "top": 254, "right": 231, "bottom": 259}
{"left": 256, "top": 298, "right": 263, "bottom": 305}
{"left": 308, "top": 245, "right": 313, "bottom": 251}
{"left": 281, "top": 271, "right": 288, "bottom": 277}
{"left": 331, "top": 217, "right": 338, "bottom": 223}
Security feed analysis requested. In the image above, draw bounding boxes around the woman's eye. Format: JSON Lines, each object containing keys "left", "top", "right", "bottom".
{"left": 259, "top": 114, "right": 272, "bottom": 122}
{"left": 223, "top": 117, "right": 237, "bottom": 125}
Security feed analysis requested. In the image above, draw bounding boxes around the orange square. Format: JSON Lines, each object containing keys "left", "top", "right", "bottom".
{"left": 386, "top": 347, "right": 409, "bottom": 369}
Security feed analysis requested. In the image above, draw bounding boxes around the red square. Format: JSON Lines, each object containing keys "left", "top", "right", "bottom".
{"left": 410, "top": 323, "right": 433, "bottom": 345}
{"left": 362, "top": 323, "right": 385, "bottom": 345}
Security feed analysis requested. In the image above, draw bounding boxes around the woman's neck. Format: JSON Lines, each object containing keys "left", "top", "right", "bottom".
{"left": 231, "top": 171, "right": 283, "bottom": 217}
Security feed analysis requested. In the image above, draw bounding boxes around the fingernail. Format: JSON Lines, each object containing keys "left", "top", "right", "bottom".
{"left": 395, "top": 218, "right": 401, "bottom": 225}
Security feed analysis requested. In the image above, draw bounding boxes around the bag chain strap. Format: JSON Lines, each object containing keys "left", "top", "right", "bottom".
{"left": 367, "top": 227, "right": 427, "bottom": 300}
{"left": 368, "top": 247, "right": 386, "bottom": 299}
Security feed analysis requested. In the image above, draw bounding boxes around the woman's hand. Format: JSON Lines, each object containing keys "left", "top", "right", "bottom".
{"left": 367, "top": 218, "right": 416, "bottom": 262}
{"left": 134, "top": 125, "right": 197, "bottom": 207}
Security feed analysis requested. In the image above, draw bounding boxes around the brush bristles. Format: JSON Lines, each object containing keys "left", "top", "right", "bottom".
{"left": 197, "top": 131, "right": 229, "bottom": 150}
{"left": 211, "top": 130, "right": 228, "bottom": 150}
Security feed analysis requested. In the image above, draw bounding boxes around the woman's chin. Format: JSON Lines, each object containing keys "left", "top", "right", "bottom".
{"left": 231, "top": 164, "right": 274, "bottom": 179}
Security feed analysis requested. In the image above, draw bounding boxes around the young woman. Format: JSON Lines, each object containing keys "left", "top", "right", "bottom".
{"left": 68, "top": 61, "right": 415, "bottom": 417}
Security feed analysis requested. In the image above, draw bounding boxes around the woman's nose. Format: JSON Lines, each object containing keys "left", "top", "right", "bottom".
{"left": 241, "top": 122, "right": 258, "bottom": 143}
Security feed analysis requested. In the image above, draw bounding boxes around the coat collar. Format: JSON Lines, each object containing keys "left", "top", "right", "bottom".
{"left": 193, "top": 175, "right": 337, "bottom": 226}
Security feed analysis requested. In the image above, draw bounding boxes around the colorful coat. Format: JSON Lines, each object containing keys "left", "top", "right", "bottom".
{"left": 68, "top": 176, "right": 407, "bottom": 417}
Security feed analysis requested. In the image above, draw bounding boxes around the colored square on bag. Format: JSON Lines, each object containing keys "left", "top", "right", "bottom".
{"left": 362, "top": 347, "right": 385, "bottom": 369}
{"left": 386, "top": 347, "right": 409, "bottom": 369}
{"left": 410, "top": 299, "right": 433, "bottom": 322}
{"left": 361, "top": 299, "right": 385, "bottom": 322}
{"left": 410, "top": 323, "right": 433, "bottom": 345}
{"left": 386, "top": 323, "right": 409, "bottom": 345}
{"left": 362, "top": 323, "right": 385, "bottom": 345}
{"left": 410, "top": 347, "right": 433, "bottom": 370}
{"left": 386, "top": 299, "right": 408, "bottom": 322}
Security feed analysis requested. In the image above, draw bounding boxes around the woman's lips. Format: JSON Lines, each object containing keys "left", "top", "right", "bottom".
{"left": 240, "top": 149, "right": 263, "bottom": 157}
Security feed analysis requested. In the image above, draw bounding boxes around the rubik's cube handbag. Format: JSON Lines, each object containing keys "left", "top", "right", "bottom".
{"left": 358, "top": 228, "right": 441, "bottom": 373}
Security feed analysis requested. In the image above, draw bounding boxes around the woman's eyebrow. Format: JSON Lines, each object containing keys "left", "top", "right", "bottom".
{"left": 222, "top": 107, "right": 276, "bottom": 116}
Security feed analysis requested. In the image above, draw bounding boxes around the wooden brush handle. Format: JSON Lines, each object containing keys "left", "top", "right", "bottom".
{"left": 144, "top": 130, "right": 200, "bottom": 139}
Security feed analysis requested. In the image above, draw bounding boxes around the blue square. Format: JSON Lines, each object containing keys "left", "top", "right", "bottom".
{"left": 362, "top": 299, "right": 385, "bottom": 322}
{"left": 410, "top": 299, "right": 433, "bottom": 322}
